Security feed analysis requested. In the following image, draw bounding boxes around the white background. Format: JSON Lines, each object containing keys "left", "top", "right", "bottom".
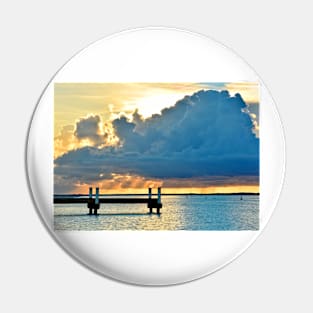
{"left": 0, "top": 0, "right": 312, "bottom": 312}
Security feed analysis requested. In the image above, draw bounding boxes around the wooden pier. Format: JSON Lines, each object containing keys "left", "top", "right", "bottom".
{"left": 54, "top": 187, "right": 163, "bottom": 215}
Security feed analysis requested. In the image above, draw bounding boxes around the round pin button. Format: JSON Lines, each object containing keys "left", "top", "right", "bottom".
{"left": 27, "top": 27, "right": 285, "bottom": 285}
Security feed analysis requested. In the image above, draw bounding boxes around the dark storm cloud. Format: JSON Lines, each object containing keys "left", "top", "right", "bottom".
{"left": 55, "top": 90, "right": 259, "bottom": 188}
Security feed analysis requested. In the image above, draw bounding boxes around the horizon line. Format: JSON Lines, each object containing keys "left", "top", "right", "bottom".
{"left": 54, "top": 192, "right": 260, "bottom": 196}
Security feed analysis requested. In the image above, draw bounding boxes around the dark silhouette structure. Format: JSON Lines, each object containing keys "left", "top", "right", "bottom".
{"left": 54, "top": 187, "right": 163, "bottom": 215}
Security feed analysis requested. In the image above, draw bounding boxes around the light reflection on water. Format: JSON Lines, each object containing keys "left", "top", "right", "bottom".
{"left": 54, "top": 195, "right": 259, "bottom": 231}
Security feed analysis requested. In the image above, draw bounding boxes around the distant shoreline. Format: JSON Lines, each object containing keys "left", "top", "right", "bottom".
{"left": 54, "top": 192, "right": 260, "bottom": 197}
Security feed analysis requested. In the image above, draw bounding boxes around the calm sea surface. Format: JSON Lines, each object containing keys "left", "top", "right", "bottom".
{"left": 54, "top": 195, "right": 259, "bottom": 231}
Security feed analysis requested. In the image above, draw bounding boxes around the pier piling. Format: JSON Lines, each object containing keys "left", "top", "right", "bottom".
{"left": 148, "top": 187, "right": 152, "bottom": 199}
{"left": 157, "top": 187, "right": 161, "bottom": 214}
{"left": 94, "top": 187, "right": 100, "bottom": 215}
{"left": 88, "top": 187, "right": 93, "bottom": 215}
{"left": 157, "top": 187, "right": 161, "bottom": 204}
{"left": 148, "top": 187, "right": 152, "bottom": 214}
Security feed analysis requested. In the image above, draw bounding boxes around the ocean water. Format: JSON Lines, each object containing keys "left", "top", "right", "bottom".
{"left": 54, "top": 195, "right": 259, "bottom": 231}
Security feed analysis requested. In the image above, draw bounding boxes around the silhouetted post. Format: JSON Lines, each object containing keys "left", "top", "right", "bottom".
{"left": 157, "top": 187, "right": 161, "bottom": 214}
{"left": 148, "top": 187, "right": 152, "bottom": 199}
{"left": 95, "top": 187, "right": 99, "bottom": 204}
{"left": 88, "top": 187, "right": 93, "bottom": 215}
{"left": 148, "top": 187, "right": 153, "bottom": 213}
{"left": 94, "top": 187, "right": 100, "bottom": 215}
{"left": 157, "top": 187, "right": 161, "bottom": 204}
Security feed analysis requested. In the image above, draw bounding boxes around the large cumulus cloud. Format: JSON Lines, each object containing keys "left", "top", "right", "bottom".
{"left": 54, "top": 90, "right": 259, "bottom": 192}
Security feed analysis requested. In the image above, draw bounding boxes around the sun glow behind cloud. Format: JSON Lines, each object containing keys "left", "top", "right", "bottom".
{"left": 54, "top": 83, "right": 259, "bottom": 194}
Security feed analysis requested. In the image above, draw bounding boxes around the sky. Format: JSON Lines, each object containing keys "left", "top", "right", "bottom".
{"left": 54, "top": 83, "right": 259, "bottom": 194}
